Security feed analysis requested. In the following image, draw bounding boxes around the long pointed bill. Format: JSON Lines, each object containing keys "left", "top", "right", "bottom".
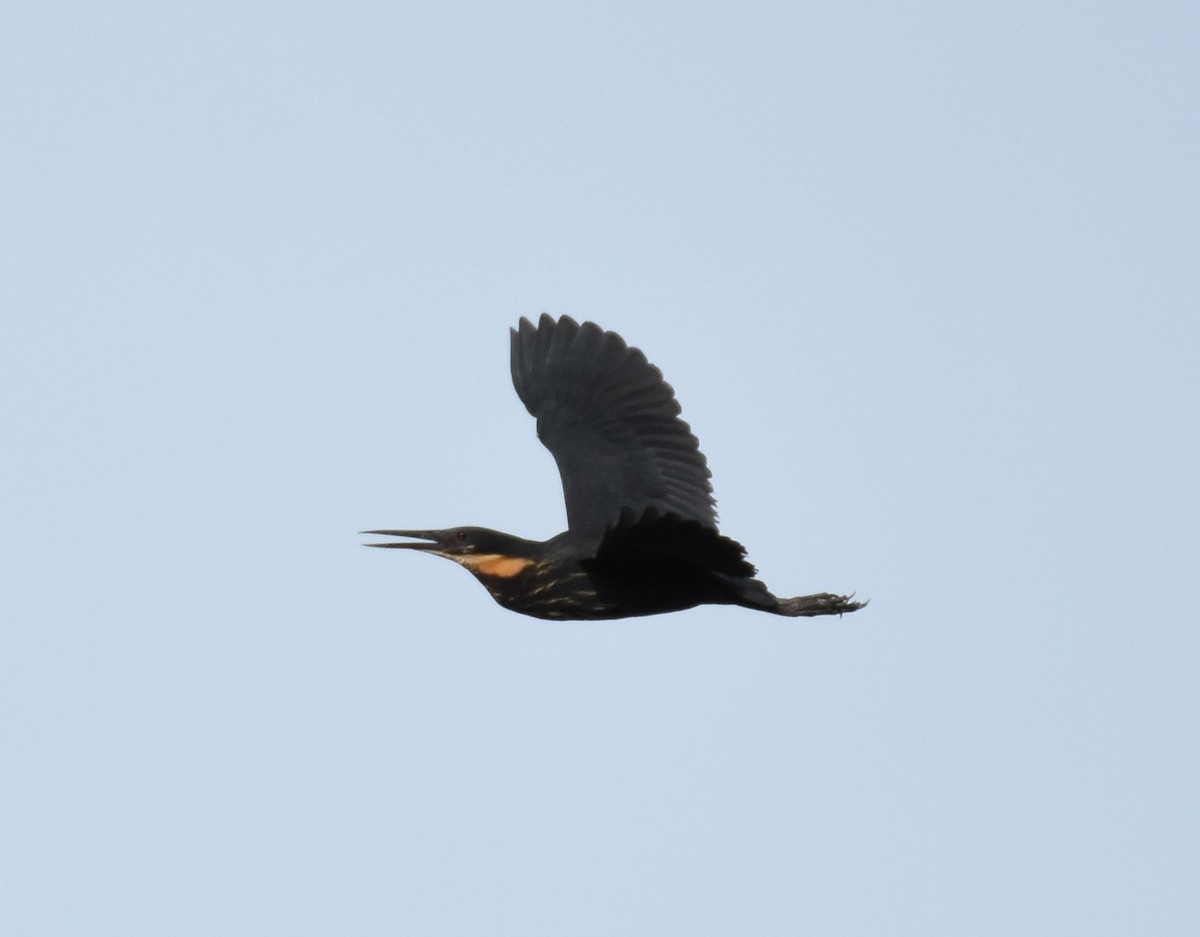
{"left": 360, "top": 529, "right": 443, "bottom": 550}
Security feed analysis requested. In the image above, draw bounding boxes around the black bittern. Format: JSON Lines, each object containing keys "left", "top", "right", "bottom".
{"left": 364, "top": 315, "right": 865, "bottom": 621}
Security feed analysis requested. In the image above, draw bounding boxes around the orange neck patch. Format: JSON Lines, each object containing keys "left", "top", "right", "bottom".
{"left": 455, "top": 553, "right": 536, "bottom": 579}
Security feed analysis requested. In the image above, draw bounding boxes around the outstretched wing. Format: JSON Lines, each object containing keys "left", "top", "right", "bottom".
{"left": 510, "top": 314, "right": 717, "bottom": 534}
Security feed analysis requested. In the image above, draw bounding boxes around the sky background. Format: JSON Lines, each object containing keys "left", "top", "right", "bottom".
{"left": 3, "top": 1, "right": 1197, "bottom": 934}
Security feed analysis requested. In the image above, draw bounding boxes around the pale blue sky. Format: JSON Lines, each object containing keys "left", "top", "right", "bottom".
{"left": 3, "top": 2, "right": 1197, "bottom": 934}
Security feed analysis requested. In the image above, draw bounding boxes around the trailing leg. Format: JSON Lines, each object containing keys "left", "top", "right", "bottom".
{"left": 720, "top": 574, "right": 868, "bottom": 618}
{"left": 769, "top": 592, "right": 867, "bottom": 617}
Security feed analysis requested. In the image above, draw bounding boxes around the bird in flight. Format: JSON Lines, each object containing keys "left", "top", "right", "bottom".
{"left": 364, "top": 315, "right": 866, "bottom": 621}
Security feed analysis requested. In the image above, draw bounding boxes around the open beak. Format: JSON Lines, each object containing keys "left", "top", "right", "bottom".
{"left": 360, "top": 529, "right": 444, "bottom": 551}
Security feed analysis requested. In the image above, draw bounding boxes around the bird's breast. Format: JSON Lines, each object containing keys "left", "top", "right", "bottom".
{"left": 471, "top": 558, "right": 618, "bottom": 620}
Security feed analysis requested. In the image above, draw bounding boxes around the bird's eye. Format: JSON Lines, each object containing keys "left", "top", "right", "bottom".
{"left": 456, "top": 530, "right": 467, "bottom": 541}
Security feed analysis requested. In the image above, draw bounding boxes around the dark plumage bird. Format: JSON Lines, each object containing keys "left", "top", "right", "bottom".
{"left": 364, "top": 315, "right": 866, "bottom": 621}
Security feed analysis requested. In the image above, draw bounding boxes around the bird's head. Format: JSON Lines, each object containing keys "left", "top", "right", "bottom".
{"left": 361, "top": 527, "right": 540, "bottom": 579}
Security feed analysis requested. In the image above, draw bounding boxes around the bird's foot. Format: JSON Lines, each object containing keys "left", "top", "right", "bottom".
{"left": 773, "top": 592, "right": 868, "bottom": 618}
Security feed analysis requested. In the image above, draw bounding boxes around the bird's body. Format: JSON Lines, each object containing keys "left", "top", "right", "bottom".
{"left": 366, "top": 315, "right": 865, "bottom": 621}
